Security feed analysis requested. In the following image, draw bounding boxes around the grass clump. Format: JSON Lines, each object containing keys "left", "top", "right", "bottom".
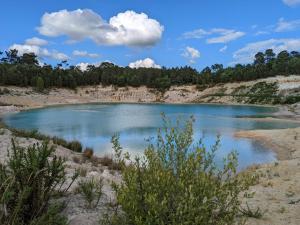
{"left": 83, "top": 147, "right": 94, "bottom": 159}
{"left": 77, "top": 178, "right": 104, "bottom": 208}
{"left": 8, "top": 127, "right": 83, "bottom": 153}
{"left": 239, "top": 202, "right": 264, "bottom": 219}
{"left": 0, "top": 139, "right": 77, "bottom": 225}
{"left": 67, "top": 140, "right": 82, "bottom": 153}
{"left": 101, "top": 116, "right": 252, "bottom": 225}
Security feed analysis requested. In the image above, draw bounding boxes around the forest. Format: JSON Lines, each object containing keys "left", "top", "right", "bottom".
{"left": 0, "top": 49, "right": 300, "bottom": 91}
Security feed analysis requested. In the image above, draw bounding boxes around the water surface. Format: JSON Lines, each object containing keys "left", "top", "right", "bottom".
{"left": 4, "top": 103, "right": 298, "bottom": 169}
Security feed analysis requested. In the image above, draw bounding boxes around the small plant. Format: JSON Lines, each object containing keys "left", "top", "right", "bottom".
{"left": 239, "top": 202, "right": 264, "bottom": 219}
{"left": 83, "top": 147, "right": 94, "bottom": 159}
{"left": 68, "top": 140, "right": 82, "bottom": 153}
{"left": 77, "top": 178, "right": 104, "bottom": 208}
{"left": 72, "top": 156, "right": 81, "bottom": 164}
{"left": 77, "top": 167, "right": 87, "bottom": 177}
{"left": 0, "top": 139, "right": 77, "bottom": 224}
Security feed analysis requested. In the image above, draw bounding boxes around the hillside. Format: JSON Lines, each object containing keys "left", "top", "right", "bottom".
{"left": 0, "top": 75, "right": 299, "bottom": 111}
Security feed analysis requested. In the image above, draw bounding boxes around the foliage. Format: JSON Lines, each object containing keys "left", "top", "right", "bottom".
{"left": 101, "top": 116, "right": 252, "bottom": 225}
{"left": 0, "top": 140, "right": 76, "bottom": 225}
{"left": 8, "top": 126, "right": 83, "bottom": 153}
{"left": 0, "top": 49, "right": 300, "bottom": 92}
{"left": 0, "top": 88, "right": 10, "bottom": 95}
{"left": 36, "top": 77, "right": 44, "bottom": 92}
{"left": 83, "top": 147, "right": 94, "bottom": 159}
{"left": 239, "top": 203, "right": 264, "bottom": 219}
{"left": 77, "top": 178, "right": 104, "bottom": 208}
{"left": 68, "top": 140, "right": 82, "bottom": 153}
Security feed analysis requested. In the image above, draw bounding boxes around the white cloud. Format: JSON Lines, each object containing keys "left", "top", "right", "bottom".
{"left": 206, "top": 29, "right": 245, "bottom": 44}
{"left": 182, "top": 29, "right": 210, "bottom": 39}
{"left": 275, "top": 18, "right": 300, "bottom": 32}
{"left": 76, "top": 61, "right": 107, "bottom": 71}
{"left": 254, "top": 30, "right": 270, "bottom": 36}
{"left": 9, "top": 43, "right": 69, "bottom": 61}
{"left": 182, "top": 46, "right": 200, "bottom": 64}
{"left": 182, "top": 28, "right": 245, "bottom": 44}
{"left": 219, "top": 45, "right": 228, "bottom": 52}
{"left": 129, "top": 58, "right": 161, "bottom": 69}
{"left": 38, "top": 9, "right": 164, "bottom": 47}
{"left": 72, "top": 50, "right": 99, "bottom": 58}
{"left": 25, "top": 37, "right": 48, "bottom": 46}
{"left": 282, "top": 0, "right": 300, "bottom": 6}
{"left": 232, "top": 38, "right": 300, "bottom": 64}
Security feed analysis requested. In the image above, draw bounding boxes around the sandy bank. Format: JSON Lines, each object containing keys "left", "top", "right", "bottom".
{"left": 0, "top": 75, "right": 300, "bottom": 224}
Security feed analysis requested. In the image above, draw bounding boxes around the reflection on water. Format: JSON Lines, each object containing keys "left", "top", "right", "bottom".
{"left": 4, "top": 103, "right": 298, "bottom": 170}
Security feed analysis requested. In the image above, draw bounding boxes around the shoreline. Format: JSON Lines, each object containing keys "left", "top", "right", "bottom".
{"left": 0, "top": 85, "right": 299, "bottom": 225}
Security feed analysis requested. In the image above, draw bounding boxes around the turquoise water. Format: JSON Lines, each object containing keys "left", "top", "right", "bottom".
{"left": 4, "top": 103, "right": 298, "bottom": 169}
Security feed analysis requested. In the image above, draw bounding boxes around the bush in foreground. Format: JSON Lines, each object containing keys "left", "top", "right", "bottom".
{"left": 0, "top": 140, "right": 77, "bottom": 225}
{"left": 101, "top": 116, "right": 253, "bottom": 225}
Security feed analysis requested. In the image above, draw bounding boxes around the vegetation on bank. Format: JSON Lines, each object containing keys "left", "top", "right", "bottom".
{"left": 202, "top": 81, "right": 300, "bottom": 105}
{"left": 0, "top": 140, "right": 77, "bottom": 225}
{"left": 0, "top": 49, "right": 299, "bottom": 92}
{"left": 0, "top": 117, "right": 260, "bottom": 225}
{"left": 1, "top": 124, "right": 83, "bottom": 153}
{"left": 101, "top": 116, "right": 257, "bottom": 225}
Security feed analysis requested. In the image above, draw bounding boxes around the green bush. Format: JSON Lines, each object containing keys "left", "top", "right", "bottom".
{"left": 282, "top": 95, "right": 300, "bottom": 104}
{"left": 83, "top": 147, "right": 94, "bottom": 159}
{"left": 77, "top": 178, "right": 104, "bottom": 208}
{"left": 0, "top": 140, "right": 77, "bottom": 225}
{"left": 102, "top": 116, "right": 252, "bottom": 225}
{"left": 8, "top": 127, "right": 83, "bottom": 153}
{"left": 68, "top": 140, "right": 82, "bottom": 153}
{"left": 36, "top": 77, "right": 45, "bottom": 92}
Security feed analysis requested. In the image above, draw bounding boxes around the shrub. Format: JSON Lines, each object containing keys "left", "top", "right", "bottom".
{"left": 9, "top": 127, "right": 84, "bottom": 153}
{"left": 99, "top": 154, "right": 122, "bottom": 170}
{"left": 102, "top": 116, "right": 252, "bottom": 225}
{"left": 239, "top": 202, "right": 264, "bottom": 218}
{"left": 68, "top": 140, "right": 82, "bottom": 153}
{"left": 77, "top": 178, "right": 104, "bottom": 208}
{"left": 83, "top": 147, "right": 94, "bottom": 159}
{"left": 36, "top": 77, "right": 45, "bottom": 92}
{"left": 0, "top": 139, "right": 77, "bottom": 225}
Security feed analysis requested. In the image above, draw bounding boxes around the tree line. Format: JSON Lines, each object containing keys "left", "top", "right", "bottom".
{"left": 0, "top": 49, "right": 299, "bottom": 91}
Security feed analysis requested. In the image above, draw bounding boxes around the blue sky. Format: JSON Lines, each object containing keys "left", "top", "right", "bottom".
{"left": 1, "top": 0, "right": 300, "bottom": 70}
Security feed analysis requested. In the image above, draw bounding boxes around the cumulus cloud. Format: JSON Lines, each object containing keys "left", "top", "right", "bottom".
{"left": 9, "top": 41, "right": 69, "bottom": 61}
{"left": 275, "top": 18, "right": 300, "bottom": 32}
{"left": 182, "top": 46, "right": 200, "bottom": 64}
{"left": 25, "top": 37, "right": 48, "bottom": 46}
{"left": 231, "top": 38, "right": 300, "bottom": 64}
{"left": 37, "top": 9, "right": 164, "bottom": 47}
{"left": 129, "top": 58, "right": 161, "bottom": 69}
{"left": 72, "top": 50, "right": 99, "bottom": 58}
{"left": 182, "top": 28, "right": 245, "bottom": 44}
{"left": 282, "top": 0, "right": 300, "bottom": 6}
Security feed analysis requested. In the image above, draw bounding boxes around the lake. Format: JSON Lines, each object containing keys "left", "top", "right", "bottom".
{"left": 4, "top": 103, "right": 298, "bottom": 169}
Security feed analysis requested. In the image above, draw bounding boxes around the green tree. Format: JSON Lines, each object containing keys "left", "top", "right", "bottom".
{"left": 36, "top": 77, "right": 45, "bottom": 92}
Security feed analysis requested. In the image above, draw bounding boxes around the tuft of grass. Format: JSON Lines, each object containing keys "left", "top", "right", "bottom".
{"left": 77, "top": 178, "right": 104, "bottom": 208}
{"left": 8, "top": 127, "right": 83, "bottom": 153}
{"left": 239, "top": 202, "right": 264, "bottom": 219}
{"left": 99, "top": 155, "right": 122, "bottom": 170}
{"left": 83, "top": 147, "right": 94, "bottom": 159}
{"left": 67, "top": 141, "right": 82, "bottom": 153}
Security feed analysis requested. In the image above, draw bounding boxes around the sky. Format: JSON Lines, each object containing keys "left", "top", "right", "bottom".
{"left": 1, "top": 0, "right": 300, "bottom": 70}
